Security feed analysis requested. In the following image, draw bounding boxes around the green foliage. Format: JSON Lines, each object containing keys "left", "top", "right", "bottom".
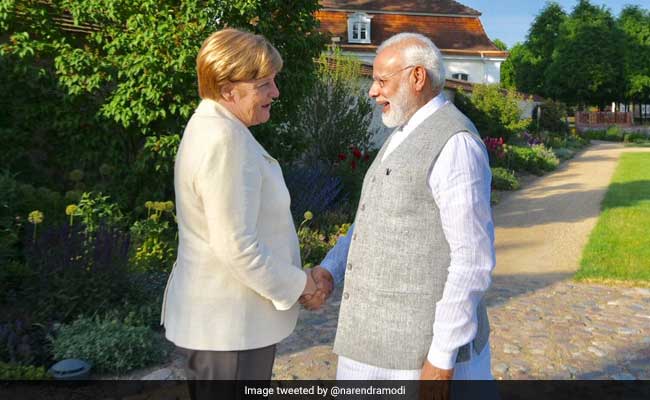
{"left": 51, "top": 316, "right": 170, "bottom": 374}
{"left": 75, "top": 192, "right": 124, "bottom": 232}
{"left": 129, "top": 201, "right": 177, "bottom": 273}
{"left": 491, "top": 167, "right": 520, "bottom": 191}
{"left": 553, "top": 147, "right": 575, "bottom": 161}
{"left": 537, "top": 100, "right": 568, "bottom": 133}
{"left": 582, "top": 126, "right": 625, "bottom": 142}
{"left": 501, "top": 3, "right": 566, "bottom": 96}
{"left": 492, "top": 39, "right": 508, "bottom": 51}
{"left": 297, "top": 214, "right": 350, "bottom": 269}
{"left": 0, "top": 261, "right": 34, "bottom": 303}
{"left": 291, "top": 48, "right": 375, "bottom": 165}
{"left": 624, "top": 131, "right": 650, "bottom": 143}
{"left": 0, "top": 362, "right": 50, "bottom": 380}
{"left": 454, "top": 85, "right": 531, "bottom": 141}
{"left": 505, "top": 144, "right": 560, "bottom": 175}
{"left": 618, "top": 6, "right": 650, "bottom": 103}
{"left": 545, "top": 0, "right": 626, "bottom": 107}
{"left": 0, "top": 0, "right": 325, "bottom": 211}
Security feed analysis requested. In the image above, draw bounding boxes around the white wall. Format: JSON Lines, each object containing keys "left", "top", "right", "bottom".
{"left": 345, "top": 51, "right": 504, "bottom": 85}
{"left": 443, "top": 55, "right": 503, "bottom": 85}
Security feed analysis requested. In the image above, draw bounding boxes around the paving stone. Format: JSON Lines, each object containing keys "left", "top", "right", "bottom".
{"left": 493, "top": 363, "right": 509, "bottom": 375}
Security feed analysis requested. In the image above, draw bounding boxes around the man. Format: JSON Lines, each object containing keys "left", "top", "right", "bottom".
{"left": 302, "top": 32, "right": 496, "bottom": 381}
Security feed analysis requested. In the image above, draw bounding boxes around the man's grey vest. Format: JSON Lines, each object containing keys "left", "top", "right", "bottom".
{"left": 333, "top": 102, "right": 491, "bottom": 370}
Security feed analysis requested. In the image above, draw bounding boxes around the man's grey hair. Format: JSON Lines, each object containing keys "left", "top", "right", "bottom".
{"left": 377, "top": 33, "right": 446, "bottom": 92}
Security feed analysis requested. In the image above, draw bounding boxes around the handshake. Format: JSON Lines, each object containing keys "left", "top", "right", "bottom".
{"left": 300, "top": 266, "right": 334, "bottom": 310}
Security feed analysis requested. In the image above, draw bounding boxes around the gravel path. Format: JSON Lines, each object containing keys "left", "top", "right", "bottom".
{"left": 140, "top": 141, "right": 650, "bottom": 381}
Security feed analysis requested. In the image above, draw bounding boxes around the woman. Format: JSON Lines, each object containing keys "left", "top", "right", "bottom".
{"left": 161, "top": 28, "right": 317, "bottom": 381}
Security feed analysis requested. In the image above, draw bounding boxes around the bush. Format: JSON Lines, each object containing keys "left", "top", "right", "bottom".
{"left": 23, "top": 223, "right": 132, "bottom": 322}
{"left": 129, "top": 201, "right": 177, "bottom": 273}
{"left": 332, "top": 147, "right": 376, "bottom": 213}
{"left": 0, "top": 320, "right": 55, "bottom": 367}
{"left": 491, "top": 168, "right": 520, "bottom": 190}
{"left": 535, "top": 100, "right": 568, "bottom": 133}
{"left": 297, "top": 214, "right": 350, "bottom": 269}
{"left": 583, "top": 127, "right": 624, "bottom": 142}
{"left": 553, "top": 147, "right": 576, "bottom": 161}
{"left": 454, "top": 85, "right": 531, "bottom": 141}
{"left": 624, "top": 132, "right": 650, "bottom": 143}
{"left": 51, "top": 316, "right": 170, "bottom": 374}
{"left": 506, "top": 144, "right": 559, "bottom": 175}
{"left": 0, "top": 362, "right": 50, "bottom": 380}
{"left": 284, "top": 165, "right": 344, "bottom": 226}
{"left": 292, "top": 49, "right": 376, "bottom": 165}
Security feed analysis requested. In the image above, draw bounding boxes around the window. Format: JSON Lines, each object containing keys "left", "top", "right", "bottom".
{"left": 348, "top": 13, "right": 372, "bottom": 44}
{"left": 452, "top": 73, "right": 469, "bottom": 81}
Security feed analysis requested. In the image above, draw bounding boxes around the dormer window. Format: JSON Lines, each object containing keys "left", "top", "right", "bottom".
{"left": 348, "top": 13, "right": 372, "bottom": 44}
{"left": 452, "top": 73, "right": 469, "bottom": 81}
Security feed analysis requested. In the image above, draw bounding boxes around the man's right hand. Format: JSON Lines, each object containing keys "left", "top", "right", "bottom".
{"left": 300, "top": 266, "right": 334, "bottom": 310}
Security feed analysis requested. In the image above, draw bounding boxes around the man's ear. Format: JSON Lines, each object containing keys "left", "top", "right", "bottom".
{"left": 412, "top": 66, "right": 427, "bottom": 92}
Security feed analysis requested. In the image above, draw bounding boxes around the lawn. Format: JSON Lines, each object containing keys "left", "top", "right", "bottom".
{"left": 575, "top": 152, "right": 650, "bottom": 285}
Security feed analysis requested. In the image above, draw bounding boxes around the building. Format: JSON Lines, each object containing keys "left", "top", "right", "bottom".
{"left": 316, "top": 0, "right": 508, "bottom": 85}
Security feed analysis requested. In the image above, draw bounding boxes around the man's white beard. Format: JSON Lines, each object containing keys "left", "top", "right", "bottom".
{"left": 381, "top": 83, "right": 417, "bottom": 128}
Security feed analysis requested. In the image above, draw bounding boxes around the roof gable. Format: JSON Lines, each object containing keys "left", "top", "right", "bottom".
{"left": 320, "top": 0, "right": 481, "bottom": 16}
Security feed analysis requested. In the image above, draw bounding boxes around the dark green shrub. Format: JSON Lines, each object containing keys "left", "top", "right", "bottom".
{"left": 491, "top": 168, "right": 520, "bottom": 190}
{"left": 0, "top": 320, "right": 54, "bottom": 367}
{"left": 624, "top": 132, "right": 650, "bottom": 143}
{"left": 0, "top": 362, "right": 50, "bottom": 380}
{"left": 51, "top": 316, "right": 170, "bottom": 374}
{"left": 536, "top": 100, "right": 568, "bottom": 133}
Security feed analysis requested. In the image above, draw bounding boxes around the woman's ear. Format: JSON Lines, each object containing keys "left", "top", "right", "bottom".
{"left": 221, "top": 82, "right": 235, "bottom": 102}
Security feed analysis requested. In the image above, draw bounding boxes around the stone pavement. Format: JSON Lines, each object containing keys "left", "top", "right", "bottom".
{"left": 136, "top": 142, "right": 650, "bottom": 381}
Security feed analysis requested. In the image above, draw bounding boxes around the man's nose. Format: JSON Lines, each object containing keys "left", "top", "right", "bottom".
{"left": 368, "top": 80, "right": 379, "bottom": 98}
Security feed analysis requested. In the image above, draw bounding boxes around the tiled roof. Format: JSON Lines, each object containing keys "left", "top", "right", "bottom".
{"left": 317, "top": 11, "right": 504, "bottom": 54}
{"left": 320, "top": 0, "right": 481, "bottom": 16}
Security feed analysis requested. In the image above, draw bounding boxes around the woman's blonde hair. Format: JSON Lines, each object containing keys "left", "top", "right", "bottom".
{"left": 197, "top": 28, "right": 283, "bottom": 101}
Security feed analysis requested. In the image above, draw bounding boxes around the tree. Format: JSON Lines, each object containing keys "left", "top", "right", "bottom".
{"left": 0, "top": 0, "right": 325, "bottom": 205}
{"left": 618, "top": 6, "right": 650, "bottom": 106}
{"left": 492, "top": 39, "right": 508, "bottom": 51}
{"left": 500, "top": 2, "right": 566, "bottom": 97}
{"left": 501, "top": 43, "right": 543, "bottom": 94}
{"left": 544, "top": 0, "right": 625, "bottom": 108}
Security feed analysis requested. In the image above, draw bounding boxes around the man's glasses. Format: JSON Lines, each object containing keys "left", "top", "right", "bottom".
{"left": 372, "top": 65, "right": 415, "bottom": 88}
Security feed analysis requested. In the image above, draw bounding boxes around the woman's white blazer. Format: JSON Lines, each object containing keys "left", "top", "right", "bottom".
{"left": 162, "top": 99, "right": 306, "bottom": 351}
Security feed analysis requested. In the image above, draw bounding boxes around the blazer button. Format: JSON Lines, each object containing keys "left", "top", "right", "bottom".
{"left": 371, "top": 176, "right": 376, "bottom": 183}
{"left": 343, "top": 292, "right": 350, "bottom": 300}
{"left": 352, "top": 233, "right": 357, "bottom": 241}
{"left": 347, "top": 262, "right": 352, "bottom": 270}
{"left": 360, "top": 204, "right": 365, "bottom": 211}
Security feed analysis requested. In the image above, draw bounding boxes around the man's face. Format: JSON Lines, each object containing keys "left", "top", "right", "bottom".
{"left": 369, "top": 47, "right": 417, "bottom": 127}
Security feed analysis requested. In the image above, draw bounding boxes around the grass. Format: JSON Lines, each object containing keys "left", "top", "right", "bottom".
{"left": 575, "top": 152, "right": 650, "bottom": 284}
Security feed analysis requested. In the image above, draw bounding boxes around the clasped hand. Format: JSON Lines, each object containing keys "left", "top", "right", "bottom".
{"left": 299, "top": 266, "right": 333, "bottom": 310}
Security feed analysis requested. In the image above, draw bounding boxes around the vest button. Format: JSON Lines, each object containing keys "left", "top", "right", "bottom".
{"left": 360, "top": 204, "right": 365, "bottom": 211}
{"left": 343, "top": 292, "right": 350, "bottom": 300}
{"left": 347, "top": 262, "right": 352, "bottom": 270}
{"left": 352, "top": 234, "right": 357, "bottom": 241}
{"left": 371, "top": 176, "right": 376, "bottom": 183}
